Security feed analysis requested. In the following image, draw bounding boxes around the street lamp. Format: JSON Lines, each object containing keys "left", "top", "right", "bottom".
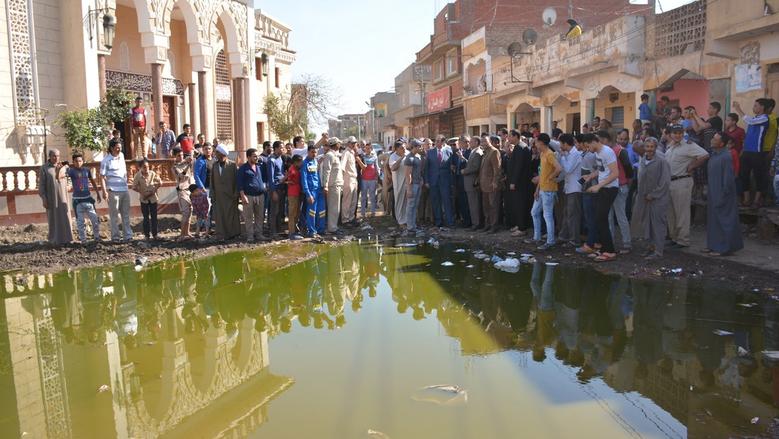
{"left": 87, "top": 6, "right": 116, "bottom": 51}
{"left": 261, "top": 54, "right": 269, "bottom": 77}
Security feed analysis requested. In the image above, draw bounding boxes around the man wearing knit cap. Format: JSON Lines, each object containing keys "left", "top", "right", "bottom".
{"left": 210, "top": 144, "right": 241, "bottom": 240}
{"left": 320, "top": 137, "right": 344, "bottom": 234}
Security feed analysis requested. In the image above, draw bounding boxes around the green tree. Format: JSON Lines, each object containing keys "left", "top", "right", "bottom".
{"left": 264, "top": 74, "right": 338, "bottom": 141}
{"left": 57, "top": 108, "right": 109, "bottom": 152}
{"left": 100, "top": 88, "right": 136, "bottom": 127}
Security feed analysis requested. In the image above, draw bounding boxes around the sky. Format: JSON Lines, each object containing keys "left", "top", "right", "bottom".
{"left": 261, "top": 0, "right": 696, "bottom": 131}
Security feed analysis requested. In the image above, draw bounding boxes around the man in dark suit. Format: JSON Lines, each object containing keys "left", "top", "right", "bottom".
{"left": 425, "top": 135, "right": 454, "bottom": 228}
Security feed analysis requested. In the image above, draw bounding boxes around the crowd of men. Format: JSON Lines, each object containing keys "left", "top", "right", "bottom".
{"left": 38, "top": 96, "right": 778, "bottom": 262}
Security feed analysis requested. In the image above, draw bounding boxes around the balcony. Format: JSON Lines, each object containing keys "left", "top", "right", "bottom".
{"left": 654, "top": 0, "right": 706, "bottom": 58}
{"left": 492, "top": 15, "right": 645, "bottom": 93}
{"left": 708, "top": 0, "right": 779, "bottom": 41}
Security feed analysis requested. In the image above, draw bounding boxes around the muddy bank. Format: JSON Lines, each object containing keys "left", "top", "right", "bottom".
{"left": 0, "top": 216, "right": 365, "bottom": 275}
{"left": 414, "top": 220, "right": 778, "bottom": 294}
{"left": 1, "top": 214, "right": 777, "bottom": 293}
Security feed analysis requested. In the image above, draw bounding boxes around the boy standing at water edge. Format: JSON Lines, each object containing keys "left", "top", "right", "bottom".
{"left": 190, "top": 184, "right": 210, "bottom": 238}
{"left": 66, "top": 152, "right": 102, "bottom": 243}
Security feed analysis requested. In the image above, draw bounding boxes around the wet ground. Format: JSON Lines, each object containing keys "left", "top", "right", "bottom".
{"left": 1, "top": 240, "right": 778, "bottom": 438}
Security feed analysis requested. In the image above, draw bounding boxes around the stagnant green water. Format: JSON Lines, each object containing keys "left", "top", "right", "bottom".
{"left": 1, "top": 241, "right": 777, "bottom": 438}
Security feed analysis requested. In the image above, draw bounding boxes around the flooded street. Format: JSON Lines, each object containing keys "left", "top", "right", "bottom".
{"left": 1, "top": 241, "right": 777, "bottom": 438}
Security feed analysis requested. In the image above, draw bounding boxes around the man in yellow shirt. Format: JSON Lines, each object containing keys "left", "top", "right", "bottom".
{"left": 528, "top": 133, "right": 562, "bottom": 250}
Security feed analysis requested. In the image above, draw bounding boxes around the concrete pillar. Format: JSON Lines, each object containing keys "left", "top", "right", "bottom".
{"left": 540, "top": 106, "right": 553, "bottom": 134}
{"left": 151, "top": 63, "right": 163, "bottom": 127}
{"left": 188, "top": 83, "right": 197, "bottom": 135}
{"left": 198, "top": 71, "right": 208, "bottom": 140}
{"left": 98, "top": 54, "right": 107, "bottom": 99}
{"left": 233, "top": 78, "right": 246, "bottom": 161}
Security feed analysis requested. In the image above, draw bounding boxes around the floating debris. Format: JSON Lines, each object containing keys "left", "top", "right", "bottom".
{"left": 507, "top": 252, "right": 516, "bottom": 256}
{"left": 465, "top": 265, "right": 474, "bottom": 269}
{"left": 713, "top": 329, "right": 734, "bottom": 336}
{"left": 395, "top": 243, "right": 417, "bottom": 248}
{"left": 367, "top": 429, "right": 391, "bottom": 439}
{"left": 737, "top": 303, "right": 758, "bottom": 308}
{"left": 454, "top": 248, "right": 466, "bottom": 253}
{"left": 441, "top": 261, "right": 455, "bottom": 267}
{"left": 545, "top": 262, "right": 559, "bottom": 266}
{"left": 490, "top": 255, "right": 503, "bottom": 264}
{"left": 751, "top": 417, "right": 760, "bottom": 425}
{"left": 97, "top": 384, "right": 110, "bottom": 393}
{"left": 411, "top": 384, "right": 468, "bottom": 406}
{"left": 495, "top": 258, "right": 521, "bottom": 273}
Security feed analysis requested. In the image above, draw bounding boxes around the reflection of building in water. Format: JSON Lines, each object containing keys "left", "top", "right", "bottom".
{"left": 0, "top": 269, "right": 292, "bottom": 439}
{"left": 0, "top": 294, "right": 72, "bottom": 438}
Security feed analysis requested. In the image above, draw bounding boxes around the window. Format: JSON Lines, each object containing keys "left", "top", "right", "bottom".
{"left": 275, "top": 67, "right": 280, "bottom": 88}
{"left": 609, "top": 106, "right": 625, "bottom": 127}
{"left": 435, "top": 60, "right": 444, "bottom": 81}
{"left": 446, "top": 50, "right": 458, "bottom": 76}
{"left": 255, "top": 58, "right": 263, "bottom": 81}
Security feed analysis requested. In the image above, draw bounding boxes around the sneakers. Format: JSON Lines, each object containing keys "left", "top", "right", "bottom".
{"left": 537, "top": 242, "right": 555, "bottom": 251}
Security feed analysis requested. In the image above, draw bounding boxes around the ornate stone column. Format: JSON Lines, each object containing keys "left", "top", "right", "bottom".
{"left": 198, "top": 71, "right": 208, "bottom": 140}
{"left": 151, "top": 63, "right": 163, "bottom": 127}
{"left": 98, "top": 55, "right": 107, "bottom": 98}
{"left": 188, "top": 83, "right": 197, "bottom": 135}
{"left": 232, "top": 77, "right": 246, "bottom": 161}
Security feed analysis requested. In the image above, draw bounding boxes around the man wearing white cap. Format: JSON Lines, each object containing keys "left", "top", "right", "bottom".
{"left": 210, "top": 144, "right": 241, "bottom": 240}
{"left": 341, "top": 136, "right": 359, "bottom": 226}
{"left": 320, "top": 137, "right": 344, "bottom": 234}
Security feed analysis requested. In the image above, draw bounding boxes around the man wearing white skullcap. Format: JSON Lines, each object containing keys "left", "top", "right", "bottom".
{"left": 210, "top": 144, "right": 241, "bottom": 240}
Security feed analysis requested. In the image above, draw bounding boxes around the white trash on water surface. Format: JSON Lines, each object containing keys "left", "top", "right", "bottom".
{"left": 367, "top": 429, "right": 391, "bottom": 438}
{"left": 494, "top": 258, "right": 520, "bottom": 273}
{"left": 454, "top": 248, "right": 466, "bottom": 253}
{"left": 441, "top": 261, "right": 455, "bottom": 267}
{"left": 411, "top": 384, "right": 468, "bottom": 406}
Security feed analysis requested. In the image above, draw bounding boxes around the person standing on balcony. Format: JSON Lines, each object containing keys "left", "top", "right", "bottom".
{"left": 129, "top": 97, "right": 147, "bottom": 158}
{"left": 175, "top": 124, "right": 195, "bottom": 156}
{"left": 211, "top": 144, "right": 241, "bottom": 241}
{"left": 39, "top": 148, "right": 73, "bottom": 245}
{"left": 733, "top": 99, "right": 777, "bottom": 208}
{"left": 100, "top": 139, "right": 132, "bottom": 242}
{"left": 153, "top": 121, "right": 176, "bottom": 159}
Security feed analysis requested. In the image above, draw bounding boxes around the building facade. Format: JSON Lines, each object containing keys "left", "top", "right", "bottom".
{"left": 328, "top": 114, "right": 368, "bottom": 139}
{"left": 0, "top": 0, "right": 295, "bottom": 168}
{"left": 368, "top": 91, "right": 399, "bottom": 146}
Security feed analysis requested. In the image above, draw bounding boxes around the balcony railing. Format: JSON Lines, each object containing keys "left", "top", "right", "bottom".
{"left": 493, "top": 15, "right": 645, "bottom": 93}
{"left": 0, "top": 159, "right": 176, "bottom": 194}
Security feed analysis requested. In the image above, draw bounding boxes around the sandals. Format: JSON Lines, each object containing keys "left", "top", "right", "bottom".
{"left": 595, "top": 253, "right": 617, "bottom": 262}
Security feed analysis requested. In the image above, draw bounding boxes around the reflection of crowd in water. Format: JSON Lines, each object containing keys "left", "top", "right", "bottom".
{"left": 45, "top": 245, "right": 383, "bottom": 349}
{"left": 38, "top": 242, "right": 779, "bottom": 422}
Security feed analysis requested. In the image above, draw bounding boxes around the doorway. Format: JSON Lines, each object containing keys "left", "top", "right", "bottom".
{"left": 162, "top": 96, "right": 177, "bottom": 132}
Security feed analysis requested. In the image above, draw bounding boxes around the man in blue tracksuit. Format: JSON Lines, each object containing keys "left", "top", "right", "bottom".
{"left": 300, "top": 146, "right": 326, "bottom": 237}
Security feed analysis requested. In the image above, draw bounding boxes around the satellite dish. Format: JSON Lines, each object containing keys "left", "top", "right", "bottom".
{"left": 507, "top": 42, "right": 524, "bottom": 58}
{"left": 542, "top": 7, "right": 558, "bottom": 26}
{"left": 522, "top": 28, "right": 538, "bottom": 46}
